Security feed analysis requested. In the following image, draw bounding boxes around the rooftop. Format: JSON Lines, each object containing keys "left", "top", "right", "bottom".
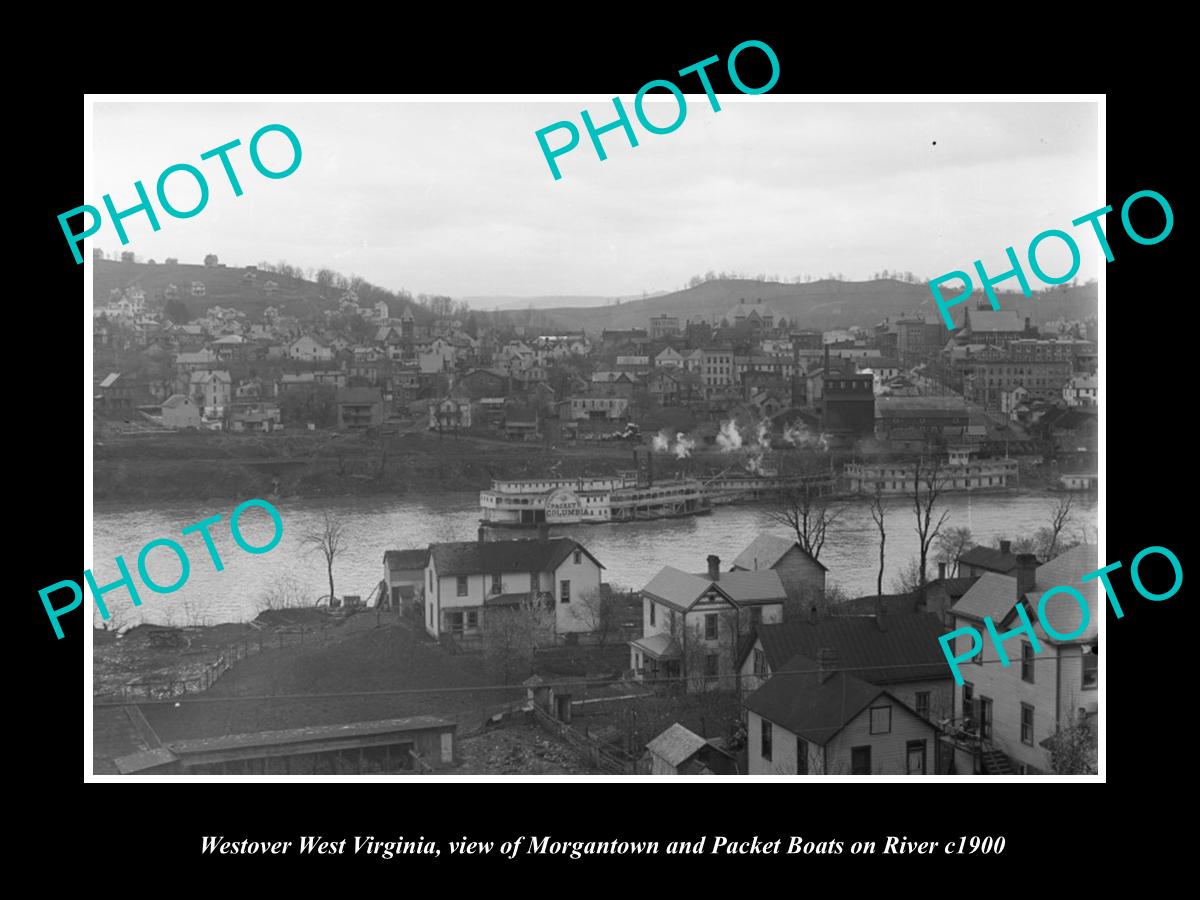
{"left": 430, "top": 538, "right": 603, "bottom": 577}
{"left": 743, "top": 651, "right": 891, "bottom": 745}
{"left": 744, "top": 613, "right": 951, "bottom": 683}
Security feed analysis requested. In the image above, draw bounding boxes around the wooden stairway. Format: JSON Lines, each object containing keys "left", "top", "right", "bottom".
{"left": 982, "top": 747, "right": 1013, "bottom": 775}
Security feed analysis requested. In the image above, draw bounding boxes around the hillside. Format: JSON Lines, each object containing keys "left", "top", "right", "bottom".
{"left": 95, "top": 260, "right": 1098, "bottom": 333}
{"left": 536, "top": 278, "right": 1099, "bottom": 333}
{"left": 94, "top": 259, "right": 334, "bottom": 320}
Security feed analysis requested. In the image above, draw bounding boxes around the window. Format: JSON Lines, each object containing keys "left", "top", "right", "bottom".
{"left": 1021, "top": 641, "right": 1034, "bottom": 683}
{"left": 491, "top": 573, "right": 502, "bottom": 595}
{"left": 869, "top": 706, "right": 892, "bottom": 735}
{"left": 530, "top": 572, "right": 538, "bottom": 592}
{"left": 1020, "top": 703, "right": 1034, "bottom": 746}
{"left": 649, "top": 603, "right": 656, "bottom": 627}
{"left": 962, "top": 682, "right": 974, "bottom": 722}
{"left": 851, "top": 746, "right": 872, "bottom": 775}
{"left": 915, "top": 691, "right": 930, "bottom": 720}
{"left": 753, "top": 648, "right": 767, "bottom": 676}
{"left": 906, "top": 740, "right": 927, "bottom": 775}
{"left": 760, "top": 719, "right": 772, "bottom": 761}
{"left": 466, "top": 611, "right": 478, "bottom": 629}
{"left": 705, "top": 653, "right": 718, "bottom": 677}
{"left": 1082, "top": 644, "right": 1098, "bottom": 689}
{"left": 456, "top": 576, "right": 468, "bottom": 597}
{"left": 979, "top": 697, "right": 993, "bottom": 740}
{"left": 704, "top": 613, "right": 719, "bottom": 640}
{"left": 428, "top": 570, "right": 433, "bottom": 591}
{"left": 750, "top": 606, "right": 762, "bottom": 626}
{"left": 796, "top": 738, "right": 809, "bottom": 774}
{"left": 573, "top": 549, "right": 582, "bottom": 564}
{"left": 560, "top": 580, "right": 571, "bottom": 604}
{"left": 669, "top": 610, "right": 676, "bottom": 633}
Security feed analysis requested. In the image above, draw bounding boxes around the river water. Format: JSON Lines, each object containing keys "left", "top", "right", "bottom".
{"left": 92, "top": 492, "right": 1096, "bottom": 628}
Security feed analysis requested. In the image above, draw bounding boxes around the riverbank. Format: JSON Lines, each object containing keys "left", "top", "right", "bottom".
{"left": 93, "top": 428, "right": 1071, "bottom": 503}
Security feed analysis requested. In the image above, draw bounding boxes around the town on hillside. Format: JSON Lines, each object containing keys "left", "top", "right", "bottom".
{"left": 93, "top": 254, "right": 1098, "bottom": 777}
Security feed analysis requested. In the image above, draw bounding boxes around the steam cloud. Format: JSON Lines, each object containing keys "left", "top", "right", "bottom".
{"left": 716, "top": 419, "right": 743, "bottom": 452}
{"left": 673, "top": 433, "right": 696, "bottom": 459}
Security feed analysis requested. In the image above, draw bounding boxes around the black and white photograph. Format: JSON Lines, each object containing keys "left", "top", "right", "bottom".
{"left": 83, "top": 95, "right": 1105, "bottom": 780}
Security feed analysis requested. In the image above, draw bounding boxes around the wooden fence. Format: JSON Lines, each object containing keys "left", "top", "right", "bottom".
{"left": 120, "top": 627, "right": 312, "bottom": 701}
{"left": 529, "top": 703, "right": 637, "bottom": 775}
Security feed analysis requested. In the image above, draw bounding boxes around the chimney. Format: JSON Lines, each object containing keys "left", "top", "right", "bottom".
{"left": 477, "top": 526, "right": 486, "bottom": 547}
{"left": 999, "top": 539, "right": 1012, "bottom": 555}
{"left": 707, "top": 555, "right": 720, "bottom": 581}
{"left": 1015, "top": 553, "right": 1037, "bottom": 599}
{"left": 817, "top": 647, "right": 837, "bottom": 684}
{"left": 938, "top": 562, "right": 947, "bottom": 581}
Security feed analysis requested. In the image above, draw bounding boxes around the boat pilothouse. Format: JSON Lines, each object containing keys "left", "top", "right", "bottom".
{"left": 480, "top": 450, "right": 708, "bottom": 526}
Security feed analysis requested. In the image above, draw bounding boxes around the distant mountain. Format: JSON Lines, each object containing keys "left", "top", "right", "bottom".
{"left": 534, "top": 278, "right": 1099, "bottom": 333}
{"left": 462, "top": 292, "right": 667, "bottom": 311}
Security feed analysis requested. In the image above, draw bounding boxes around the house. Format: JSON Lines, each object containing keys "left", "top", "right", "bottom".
{"left": 645, "top": 370, "right": 680, "bottom": 406}
{"left": 655, "top": 347, "right": 685, "bottom": 369}
{"left": 736, "top": 613, "right": 954, "bottom": 725}
{"left": 562, "top": 396, "right": 629, "bottom": 421}
{"left": 189, "top": 370, "right": 232, "bottom": 415}
{"left": 337, "top": 387, "right": 384, "bottom": 430}
{"left": 630, "top": 556, "right": 787, "bottom": 689}
{"left": 644, "top": 723, "right": 738, "bottom": 775}
{"left": 423, "top": 531, "right": 604, "bottom": 639}
{"left": 429, "top": 397, "right": 472, "bottom": 430}
{"left": 96, "top": 373, "right": 149, "bottom": 415}
{"left": 731, "top": 534, "right": 827, "bottom": 609}
{"left": 288, "top": 335, "right": 333, "bottom": 362}
{"left": 744, "top": 648, "right": 939, "bottom": 775}
{"left": 175, "top": 348, "right": 219, "bottom": 374}
{"left": 958, "top": 541, "right": 1019, "bottom": 577}
{"left": 1063, "top": 374, "right": 1097, "bottom": 408}
{"left": 503, "top": 406, "right": 540, "bottom": 442}
{"left": 945, "top": 544, "right": 1098, "bottom": 775}
{"left": 382, "top": 549, "right": 429, "bottom": 615}
{"left": 229, "top": 402, "right": 281, "bottom": 432}
{"left": 161, "top": 393, "right": 201, "bottom": 429}
{"left": 649, "top": 315, "right": 680, "bottom": 339}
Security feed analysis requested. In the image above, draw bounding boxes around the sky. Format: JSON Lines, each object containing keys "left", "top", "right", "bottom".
{"left": 91, "top": 99, "right": 1101, "bottom": 300}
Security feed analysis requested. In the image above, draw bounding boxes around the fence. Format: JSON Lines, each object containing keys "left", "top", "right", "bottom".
{"left": 529, "top": 702, "right": 637, "bottom": 775}
{"left": 119, "top": 627, "right": 312, "bottom": 701}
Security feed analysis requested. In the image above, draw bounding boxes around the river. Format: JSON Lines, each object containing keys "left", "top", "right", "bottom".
{"left": 92, "top": 492, "right": 1096, "bottom": 628}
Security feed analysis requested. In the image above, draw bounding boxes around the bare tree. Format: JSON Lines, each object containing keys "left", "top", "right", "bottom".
{"left": 935, "top": 526, "right": 975, "bottom": 577}
{"left": 869, "top": 480, "right": 886, "bottom": 595}
{"left": 481, "top": 597, "right": 547, "bottom": 684}
{"left": 256, "top": 573, "right": 309, "bottom": 614}
{"left": 768, "top": 479, "right": 842, "bottom": 564}
{"left": 1045, "top": 495, "right": 1075, "bottom": 560}
{"left": 576, "top": 587, "right": 619, "bottom": 646}
{"left": 301, "top": 511, "right": 348, "bottom": 606}
{"left": 910, "top": 455, "right": 952, "bottom": 586}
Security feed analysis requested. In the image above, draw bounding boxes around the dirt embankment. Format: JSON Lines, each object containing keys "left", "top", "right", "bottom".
{"left": 91, "top": 429, "right": 745, "bottom": 502}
